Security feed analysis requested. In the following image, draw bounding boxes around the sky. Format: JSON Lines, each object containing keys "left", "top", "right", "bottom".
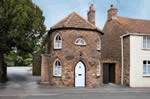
{"left": 32, "top": 0, "right": 150, "bottom": 30}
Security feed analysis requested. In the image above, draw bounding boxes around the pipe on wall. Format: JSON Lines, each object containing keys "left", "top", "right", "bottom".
{"left": 120, "top": 37, "right": 124, "bottom": 85}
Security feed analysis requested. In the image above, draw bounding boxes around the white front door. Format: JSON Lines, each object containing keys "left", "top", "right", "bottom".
{"left": 75, "top": 61, "right": 85, "bottom": 87}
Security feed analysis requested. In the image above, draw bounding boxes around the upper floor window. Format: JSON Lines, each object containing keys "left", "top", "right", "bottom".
{"left": 143, "top": 36, "right": 150, "bottom": 49}
{"left": 97, "top": 61, "right": 100, "bottom": 76}
{"left": 53, "top": 59, "right": 61, "bottom": 76}
{"left": 75, "top": 38, "right": 86, "bottom": 45}
{"left": 97, "top": 37, "right": 101, "bottom": 50}
{"left": 54, "top": 33, "right": 62, "bottom": 49}
{"left": 143, "top": 60, "right": 150, "bottom": 76}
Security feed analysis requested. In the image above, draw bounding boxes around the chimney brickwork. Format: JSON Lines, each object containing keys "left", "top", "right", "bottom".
{"left": 108, "top": 5, "right": 118, "bottom": 20}
{"left": 87, "top": 4, "right": 95, "bottom": 25}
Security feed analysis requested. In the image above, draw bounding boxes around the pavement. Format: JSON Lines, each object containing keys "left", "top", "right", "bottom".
{"left": 0, "top": 67, "right": 150, "bottom": 99}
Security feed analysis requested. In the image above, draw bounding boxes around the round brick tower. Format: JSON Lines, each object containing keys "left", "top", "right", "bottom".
{"left": 41, "top": 5, "right": 104, "bottom": 88}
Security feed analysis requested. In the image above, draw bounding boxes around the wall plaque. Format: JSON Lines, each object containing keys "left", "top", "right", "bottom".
{"left": 65, "top": 55, "right": 74, "bottom": 60}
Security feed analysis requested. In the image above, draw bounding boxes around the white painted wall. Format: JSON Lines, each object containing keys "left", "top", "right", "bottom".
{"left": 130, "top": 35, "right": 150, "bottom": 87}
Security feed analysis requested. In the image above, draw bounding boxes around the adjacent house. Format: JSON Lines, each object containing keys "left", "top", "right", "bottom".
{"left": 40, "top": 4, "right": 104, "bottom": 88}
{"left": 102, "top": 5, "right": 150, "bottom": 87}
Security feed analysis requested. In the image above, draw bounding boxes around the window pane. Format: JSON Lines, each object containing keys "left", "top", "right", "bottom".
{"left": 58, "top": 67, "right": 61, "bottom": 75}
{"left": 75, "top": 38, "right": 86, "bottom": 45}
{"left": 58, "top": 61, "right": 61, "bottom": 66}
{"left": 97, "top": 62, "right": 100, "bottom": 76}
{"left": 143, "top": 64, "right": 147, "bottom": 75}
{"left": 54, "top": 59, "right": 61, "bottom": 76}
{"left": 81, "top": 40, "right": 84, "bottom": 44}
{"left": 97, "top": 38, "right": 100, "bottom": 49}
{"left": 55, "top": 34, "right": 62, "bottom": 49}
{"left": 143, "top": 61, "right": 146, "bottom": 64}
{"left": 148, "top": 36, "right": 150, "bottom": 48}
{"left": 56, "top": 35, "right": 61, "bottom": 40}
{"left": 143, "top": 36, "right": 146, "bottom": 48}
{"left": 148, "top": 65, "right": 150, "bottom": 74}
{"left": 55, "top": 61, "right": 57, "bottom": 66}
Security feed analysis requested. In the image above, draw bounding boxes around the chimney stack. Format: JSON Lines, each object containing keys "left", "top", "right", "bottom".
{"left": 87, "top": 4, "right": 95, "bottom": 25}
{"left": 108, "top": 5, "right": 118, "bottom": 20}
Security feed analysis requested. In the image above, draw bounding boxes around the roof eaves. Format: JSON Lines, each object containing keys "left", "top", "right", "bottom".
{"left": 120, "top": 33, "right": 150, "bottom": 38}
{"left": 48, "top": 27, "right": 104, "bottom": 35}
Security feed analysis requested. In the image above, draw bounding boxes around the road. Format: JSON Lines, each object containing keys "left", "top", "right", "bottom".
{"left": 0, "top": 67, "right": 150, "bottom": 99}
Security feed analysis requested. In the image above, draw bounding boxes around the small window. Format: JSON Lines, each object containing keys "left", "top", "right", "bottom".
{"left": 97, "top": 61, "right": 100, "bottom": 76}
{"left": 75, "top": 38, "right": 86, "bottom": 45}
{"left": 54, "top": 33, "right": 62, "bottom": 49}
{"left": 97, "top": 37, "right": 101, "bottom": 50}
{"left": 53, "top": 59, "right": 61, "bottom": 76}
{"left": 143, "top": 60, "right": 150, "bottom": 76}
{"left": 143, "top": 36, "right": 150, "bottom": 49}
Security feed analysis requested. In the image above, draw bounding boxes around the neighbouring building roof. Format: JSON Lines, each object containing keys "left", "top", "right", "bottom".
{"left": 50, "top": 12, "right": 104, "bottom": 34}
{"left": 114, "top": 16, "right": 150, "bottom": 34}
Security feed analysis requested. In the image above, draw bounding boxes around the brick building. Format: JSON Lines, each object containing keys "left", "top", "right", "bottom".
{"left": 102, "top": 5, "right": 150, "bottom": 87}
{"left": 40, "top": 4, "right": 104, "bottom": 88}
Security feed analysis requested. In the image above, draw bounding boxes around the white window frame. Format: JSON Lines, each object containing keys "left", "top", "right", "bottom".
{"left": 143, "top": 36, "right": 150, "bottom": 49}
{"left": 97, "top": 37, "right": 101, "bottom": 50}
{"left": 97, "top": 61, "right": 101, "bottom": 76}
{"left": 54, "top": 33, "right": 62, "bottom": 49}
{"left": 75, "top": 38, "right": 86, "bottom": 45}
{"left": 53, "top": 59, "right": 62, "bottom": 77}
{"left": 143, "top": 60, "right": 150, "bottom": 76}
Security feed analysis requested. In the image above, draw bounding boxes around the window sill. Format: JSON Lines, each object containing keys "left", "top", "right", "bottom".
{"left": 142, "top": 48, "right": 150, "bottom": 51}
{"left": 53, "top": 75, "right": 62, "bottom": 78}
{"left": 75, "top": 44, "right": 86, "bottom": 46}
{"left": 97, "top": 49, "right": 101, "bottom": 51}
{"left": 143, "top": 75, "right": 150, "bottom": 77}
{"left": 54, "top": 48, "right": 62, "bottom": 50}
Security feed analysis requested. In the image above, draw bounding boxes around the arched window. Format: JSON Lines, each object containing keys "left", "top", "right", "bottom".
{"left": 54, "top": 33, "right": 62, "bottom": 49}
{"left": 75, "top": 38, "right": 86, "bottom": 45}
{"left": 53, "top": 59, "right": 61, "bottom": 76}
{"left": 97, "top": 37, "right": 101, "bottom": 50}
{"left": 97, "top": 61, "right": 100, "bottom": 76}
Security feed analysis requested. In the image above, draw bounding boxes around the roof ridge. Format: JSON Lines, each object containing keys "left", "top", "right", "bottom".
{"left": 74, "top": 12, "right": 97, "bottom": 29}
{"left": 117, "top": 16, "right": 150, "bottom": 21}
{"left": 63, "top": 12, "right": 76, "bottom": 27}
{"left": 51, "top": 12, "right": 73, "bottom": 29}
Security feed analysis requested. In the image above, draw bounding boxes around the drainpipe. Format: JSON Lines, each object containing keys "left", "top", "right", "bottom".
{"left": 120, "top": 36, "right": 124, "bottom": 85}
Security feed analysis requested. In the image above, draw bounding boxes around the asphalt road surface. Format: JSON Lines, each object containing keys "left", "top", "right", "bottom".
{"left": 0, "top": 67, "right": 150, "bottom": 99}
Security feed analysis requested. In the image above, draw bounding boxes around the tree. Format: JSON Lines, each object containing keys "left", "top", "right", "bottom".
{"left": 0, "top": 0, "right": 46, "bottom": 82}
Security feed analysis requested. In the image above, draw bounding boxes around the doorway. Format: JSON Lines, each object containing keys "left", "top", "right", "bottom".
{"left": 75, "top": 61, "right": 85, "bottom": 87}
{"left": 103, "top": 63, "right": 115, "bottom": 84}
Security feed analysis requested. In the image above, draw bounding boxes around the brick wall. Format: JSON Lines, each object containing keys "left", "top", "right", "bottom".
{"left": 102, "top": 20, "right": 128, "bottom": 84}
{"left": 123, "top": 36, "right": 130, "bottom": 86}
{"left": 45, "top": 29, "right": 102, "bottom": 88}
{"left": 41, "top": 54, "right": 49, "bottom": 82}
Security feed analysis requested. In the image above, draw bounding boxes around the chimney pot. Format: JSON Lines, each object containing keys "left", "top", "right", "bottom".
{"left": 110, "top": 4, "right": 113, "bottom": 7}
